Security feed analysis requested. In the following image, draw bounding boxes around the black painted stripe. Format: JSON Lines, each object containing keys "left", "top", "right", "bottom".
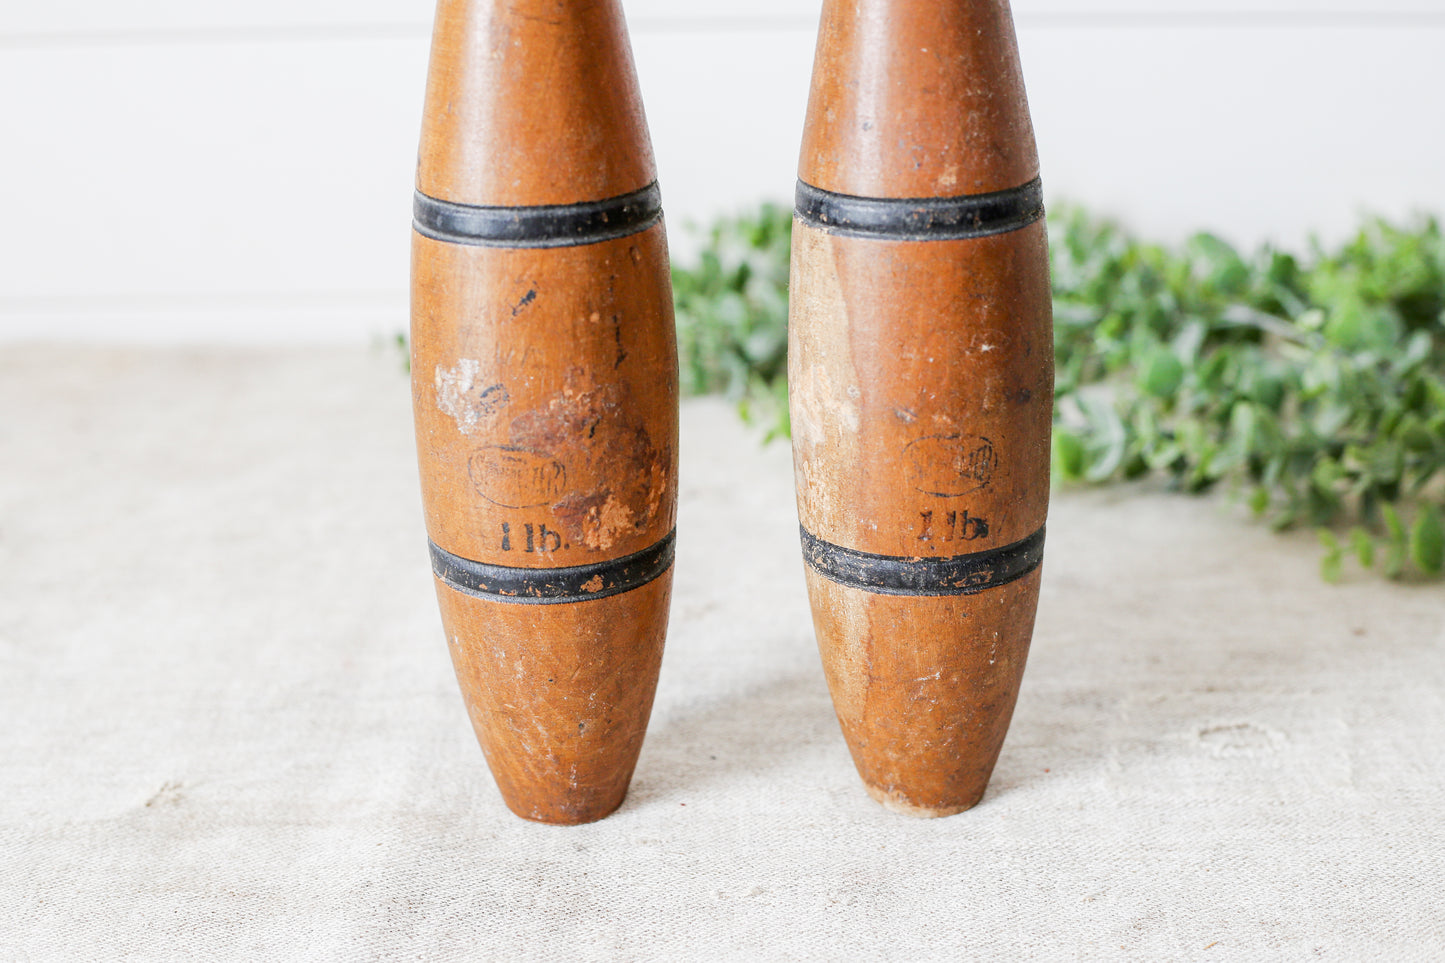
{"left": 800, "top": 525, "right": 1044, "bottom": 596}
{"left": 413, "top": 182, "right": 663, "bottom": 248}
{"left": 794, "top": 177, "right": 1044, "bottom": 241}
{"left": 429, "top": 530, "right": 675, "bottom": 605}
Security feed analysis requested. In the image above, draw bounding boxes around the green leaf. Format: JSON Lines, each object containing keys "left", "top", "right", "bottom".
{"left": 1187, "top": 233, "right": 1250, "bottom": 294}
{"left": 395, "top": 332, "right": 411, "bottom": 374}
{"left": 1322, "top": 301, "right": 1403, "bottom": 353}
{"left": 1409, "top": 505, "right": 1445, "bottom": 575}
{"left": 1382, "top": 504, "right": 1409, "bottom": 579}
{"left": 1248, "top": 486, "right": 1270, "bottom": 516}
{"left": 1053, "top": 429, "right": 1087, "bottom": 481}
{"left": 1396, "top": 414, "right": 1438, "bottom": 453}
{"left": 1079, "top": 395, "right": 1128, "bottom": 482}
{"left": 1350, "top": 528, "right": 1376, "bottom": 569}
{"left": 1318, "top": 529, "right": 1344, "bottom": 583}
{"left": 1139, "top": 348, "right": 1186, "bottom": 399}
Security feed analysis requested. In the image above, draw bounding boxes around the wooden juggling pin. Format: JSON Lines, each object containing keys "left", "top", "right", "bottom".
{"left": 411, "top": 0, "right": 678, "bottom": 824}
{"left": 789, "top": 0, "right": 1052, "bottom": 817}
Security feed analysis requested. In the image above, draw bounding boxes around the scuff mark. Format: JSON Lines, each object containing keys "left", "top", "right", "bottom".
{"left": 1197, "top": 722, "right": 1286, "bottom": 758}
{"left": 436, "top": 359, "right": 510, "bottom": 435}
{"left": 144, "top": 780, "right": 185, "bottom": 809}
{"left": 511, "top": 288, "right": 538, "bottom": 316}
{"left": 611, "top": 314, "right": 628, "bottom": 369}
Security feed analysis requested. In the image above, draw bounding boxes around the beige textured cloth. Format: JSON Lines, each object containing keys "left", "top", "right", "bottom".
{"left": 1, "top": 346, "right": 1442, "bottom": 961}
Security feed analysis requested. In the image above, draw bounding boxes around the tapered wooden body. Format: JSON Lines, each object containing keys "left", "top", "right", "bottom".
{"left": 411, "top": 0, "right": 678, "bottom": 824}
{"left": 789, "top": 0, "right": 1052, "bottom": 817}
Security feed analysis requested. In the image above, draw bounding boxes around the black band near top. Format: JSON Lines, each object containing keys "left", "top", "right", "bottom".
{"left": 800, "top": 525, "right": 1045, "bottom": 597}
{"left": 794, "top": 177, "right": 1044, "bottom": 241}
{"left": 429, "top": 530, "right": 675, "bottom": 605}
{"left": 413, "top": 182, "right": 663, "bottom": 248}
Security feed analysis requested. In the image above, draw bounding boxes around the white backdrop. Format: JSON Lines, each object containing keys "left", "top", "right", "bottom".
{"left": 2, "top": 1, "right": 1443, "bottom": 342}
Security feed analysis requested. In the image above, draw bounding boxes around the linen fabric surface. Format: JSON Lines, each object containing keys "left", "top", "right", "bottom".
{"left": 1, "top": 347, "right": 1442, "bottom": 961}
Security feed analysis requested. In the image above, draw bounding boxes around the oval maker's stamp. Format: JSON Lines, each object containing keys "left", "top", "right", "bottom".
{"left": 470, "top": 447, "right": 568, "bottom": 509}
{"left": 904, "top": 434, "right": 996, "bottom": 497}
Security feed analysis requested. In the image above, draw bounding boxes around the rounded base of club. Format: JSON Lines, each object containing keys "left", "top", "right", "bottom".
{"left": 803, "top": 565, "right": 1042, "bottom": 819}
{"left": 863, "top": 782, "right": 986, "bottom": 819}
{"left": 501, "top": 789, "right": 630, "bottom": 827}
{"left": 434, "top": 567, "right": 672, "bottom": 826}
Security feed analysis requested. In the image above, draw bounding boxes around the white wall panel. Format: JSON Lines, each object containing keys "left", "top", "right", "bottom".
{"left": 0, "top": 3, "right": 418, "bottom": 38}
{"left": 1, "top": 39, "right": 424, "bottom": 300}
{"left": 1023, "top": 26, "right": 1445, "bottom": 247}
{"left": 635, "top": 30, "right": 816, "bottom": 232}
{"left": 4, "top": 1, "right": 1442, "bottom": 40}
{"left": 1, "top": 4, "right": 1442, "bottom": 342}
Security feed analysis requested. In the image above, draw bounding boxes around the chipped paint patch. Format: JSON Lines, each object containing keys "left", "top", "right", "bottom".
{"left": 507, "top": 367, "right": 668, "bottom": 553}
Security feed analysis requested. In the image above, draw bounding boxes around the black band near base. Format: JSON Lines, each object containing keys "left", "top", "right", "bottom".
{"left": 800, "top": 525, "right": 1044, "bottom": 596}
{"left": 430, "top": 530, "right": 675, "bottom": 605}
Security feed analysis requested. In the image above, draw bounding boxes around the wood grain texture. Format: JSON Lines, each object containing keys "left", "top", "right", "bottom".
{"left": 436, "top": 575, "right": 671, "bottom": 825}
{"left": 804, "top": 570, "right": 1041, "bottom": 816}
{"left": 416, "top": 0, "right": 654, "bottom": 207}
{"left": 790, "top": 0, "right": 1052, "bottom": 817}
{"left": 412, "top": 0, "right": 676, "bottom": 824}
{"left": 798, "top": 0, "right": 1038, "bottom": 199}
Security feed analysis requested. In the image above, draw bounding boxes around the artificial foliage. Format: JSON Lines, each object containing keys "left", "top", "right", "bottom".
{"left": 670, "top": 204, "right": 1445, "bottom": 581}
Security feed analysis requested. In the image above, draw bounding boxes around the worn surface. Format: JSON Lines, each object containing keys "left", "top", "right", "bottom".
{"left": 417, "top": 0, "right": 654, "bottom": 208}
{"left": 411, "top": 0, "right": 676, "bottom": 823}
{"left": 435, "top": 576, "right": 671, "bottom": 825}
{"left": 412, "top": 227, "right": 678, "bottom": 568}
{"left": 791, "top": 0, "right": 1052, "bottom": 815}
{"left": 789, "top": 224, "right": 1052, "bottom": 556}
{"left": 798, "top": 0, "right": 1038, "bottom": 199}
{"left": 1, "top": 347, "right": 1444, "bottom": 958}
